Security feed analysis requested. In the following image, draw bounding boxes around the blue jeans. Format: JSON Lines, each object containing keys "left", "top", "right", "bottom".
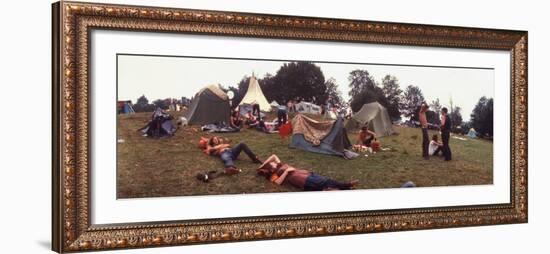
{"left": 303, "top": 173, "right": 352, "bottom": 191}
{"left": 219, "top": 142, "right": 257, "bottom": 168}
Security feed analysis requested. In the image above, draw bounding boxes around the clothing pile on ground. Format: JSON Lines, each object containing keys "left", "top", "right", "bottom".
{"left": 254, "top": 119, "right": 279, "bottom": 134}
{"left": 201, "top": 122, "right": 240, "bottom": 133}
{"left": 138, "top": 108, "right": 177, "bottom": 138}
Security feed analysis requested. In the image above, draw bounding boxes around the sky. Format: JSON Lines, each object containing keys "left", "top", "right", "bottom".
{"left": 117, "top": 54, "right": 494, "bottom": 121}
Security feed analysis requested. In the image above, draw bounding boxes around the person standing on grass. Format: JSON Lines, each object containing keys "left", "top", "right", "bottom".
{"left": 205, "top": 136, "right": 262, "bottom": 174}
{"left": 440, "top": 107, "right": 452, "bottom": 161}
{"left": 286, "top": 99, "right": 294, "bottom": 113}
{"left": 251, "top": 102, "right": 261, "bottom": 119}
{"left": 419, "top": 102, "right": 430, "bottom": 159}
{"left": 276, "top": 103, "right": 288, "bottom": 127}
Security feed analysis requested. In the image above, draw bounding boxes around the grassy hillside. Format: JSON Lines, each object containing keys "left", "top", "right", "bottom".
{"left": 117, "top": 111, "right": 493, "bottom": 198}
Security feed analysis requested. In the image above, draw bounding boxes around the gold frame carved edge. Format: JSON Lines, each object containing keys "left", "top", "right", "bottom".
{"left": 52, "top": 1, "right": 528, "bottom": 252}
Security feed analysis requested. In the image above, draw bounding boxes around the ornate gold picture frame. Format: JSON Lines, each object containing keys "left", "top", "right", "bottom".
{"left": 52, "top": 1, "right": 527, "bottom": 252}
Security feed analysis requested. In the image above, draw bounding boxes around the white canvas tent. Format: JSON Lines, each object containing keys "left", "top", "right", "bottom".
{"left": 295, "top": 101, "right": 322, "bottom": 115}
{"left": 345, "top": 102, "right": 395, "bottom": 136}
{"left": 270, "top": 101, "right": 280, "bottom": 107}
{"left": 239, "top": 74, "right": 272, "bottom": 112}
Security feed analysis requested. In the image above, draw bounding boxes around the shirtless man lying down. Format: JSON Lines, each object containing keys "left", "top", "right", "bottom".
{"left": 256, "top": 154, "right": 359, "bottom": 191}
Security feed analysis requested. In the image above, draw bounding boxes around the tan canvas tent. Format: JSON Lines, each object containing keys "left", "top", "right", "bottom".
{"left": 184, "top": 84, "right": 230, "bottom": 125}
{"left": 289, "top": 114, "right": 355, "bottom": 158}
{"left": 346, "top": 102, "right": 395, "bottom": 136}
{"left": 239, "top": 74, "right": 272, "bottom": 112}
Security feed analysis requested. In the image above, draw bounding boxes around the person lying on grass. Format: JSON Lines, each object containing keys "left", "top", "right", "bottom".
{"left": 257, "top": 154, "right": 359, "bottom": 191}
{"left": 205, "top": 136, "right": 262, "bottom": 175}
{"left": 254, "top": 117, "right": 279, "bottom": 134}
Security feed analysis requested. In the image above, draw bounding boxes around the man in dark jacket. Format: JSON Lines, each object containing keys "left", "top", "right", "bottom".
{"left": 440, "top": 107, "right": 452, "bottom": 161}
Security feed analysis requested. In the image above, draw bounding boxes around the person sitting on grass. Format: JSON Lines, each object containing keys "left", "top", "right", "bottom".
{"left": 244, "top": 110, "right": 259, "bottom": 128}
{"left": 429, "top": 134, "right": 443, "bottom": 156}
{"left": 205, "top": 136, "right": 262, "bottom": 175}
{"left": 357, "top": 126, "right": 377, "bottom": 147}
{"left": 229, "top": 110, "right": 243, "bottom": 129}
{"left": 256, "top": 154, "right": 359, "bottom": 191}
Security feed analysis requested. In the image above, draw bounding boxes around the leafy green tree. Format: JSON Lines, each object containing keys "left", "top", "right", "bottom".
{"left": 152, "top": 99, "right": 168, "bottom": 109}
{"left": 348, "top": 70, "right": 377, "bottom": 99}
{"left": 136, "top": 95, "right": 149, "bottom": 106}
{"left": 471, "top": 96, "right": 494, "bottom": 137}
{"left": 449, "top": 106, "right": 463, "bottom": 132}
{"left": 347, "top": 70, "right": 385, "bottom": 112}
{"left": 264, "top": 62, "right": 327, "bottom": 105}
{"left": 324, "top": 77, "right": 343, "bottom": 106}
{"left": 259, "top": 73, "right": 276, "bottom": 102}
{"left": 381, "top": 75, "right": 403, "bottom": 121}
{"left": 401, "top": 85, "right": 425, "bottom": 121}
{"left": 133, "top": 95, "right": 156, "bottom": 112}
{"left": 349, "top": 88, "right": 385, "bottom": 113}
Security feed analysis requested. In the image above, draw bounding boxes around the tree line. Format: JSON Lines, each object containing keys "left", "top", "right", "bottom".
{"left": 131, "top": 61, "right": 493, "bottom": 137}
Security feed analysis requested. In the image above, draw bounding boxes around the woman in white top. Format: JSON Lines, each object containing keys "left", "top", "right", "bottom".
{"left": 429, "top": 134, "right": 443, "bottom": 156}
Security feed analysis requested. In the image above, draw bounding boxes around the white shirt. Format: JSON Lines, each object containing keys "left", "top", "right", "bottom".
{"left": 429, "top": 140, "right": 440, "bottom": 155}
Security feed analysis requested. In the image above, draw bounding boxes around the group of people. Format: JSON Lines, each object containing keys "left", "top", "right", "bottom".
{"left": 351, "top": 101, "right": 452, "bottom": 161}
{"left": 202, "top": 136, "right": 358, "bottom": 191}
{"left": 198, "top": 100, "right": 453, "bottom": 192}
{"left": 419, "top": 102, "right": 452, "bottom": 161}
{"left": 228, "top": 102, "right": 289, "bottom": 133}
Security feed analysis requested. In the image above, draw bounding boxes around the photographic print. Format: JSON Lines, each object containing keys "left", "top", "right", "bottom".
{"left": 116, "top": 54, "right": 494, "bottom": 199}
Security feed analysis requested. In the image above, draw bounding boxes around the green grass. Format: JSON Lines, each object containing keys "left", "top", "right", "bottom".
{"left": 117, "top": 111, "right": 493, "bottom": 198}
